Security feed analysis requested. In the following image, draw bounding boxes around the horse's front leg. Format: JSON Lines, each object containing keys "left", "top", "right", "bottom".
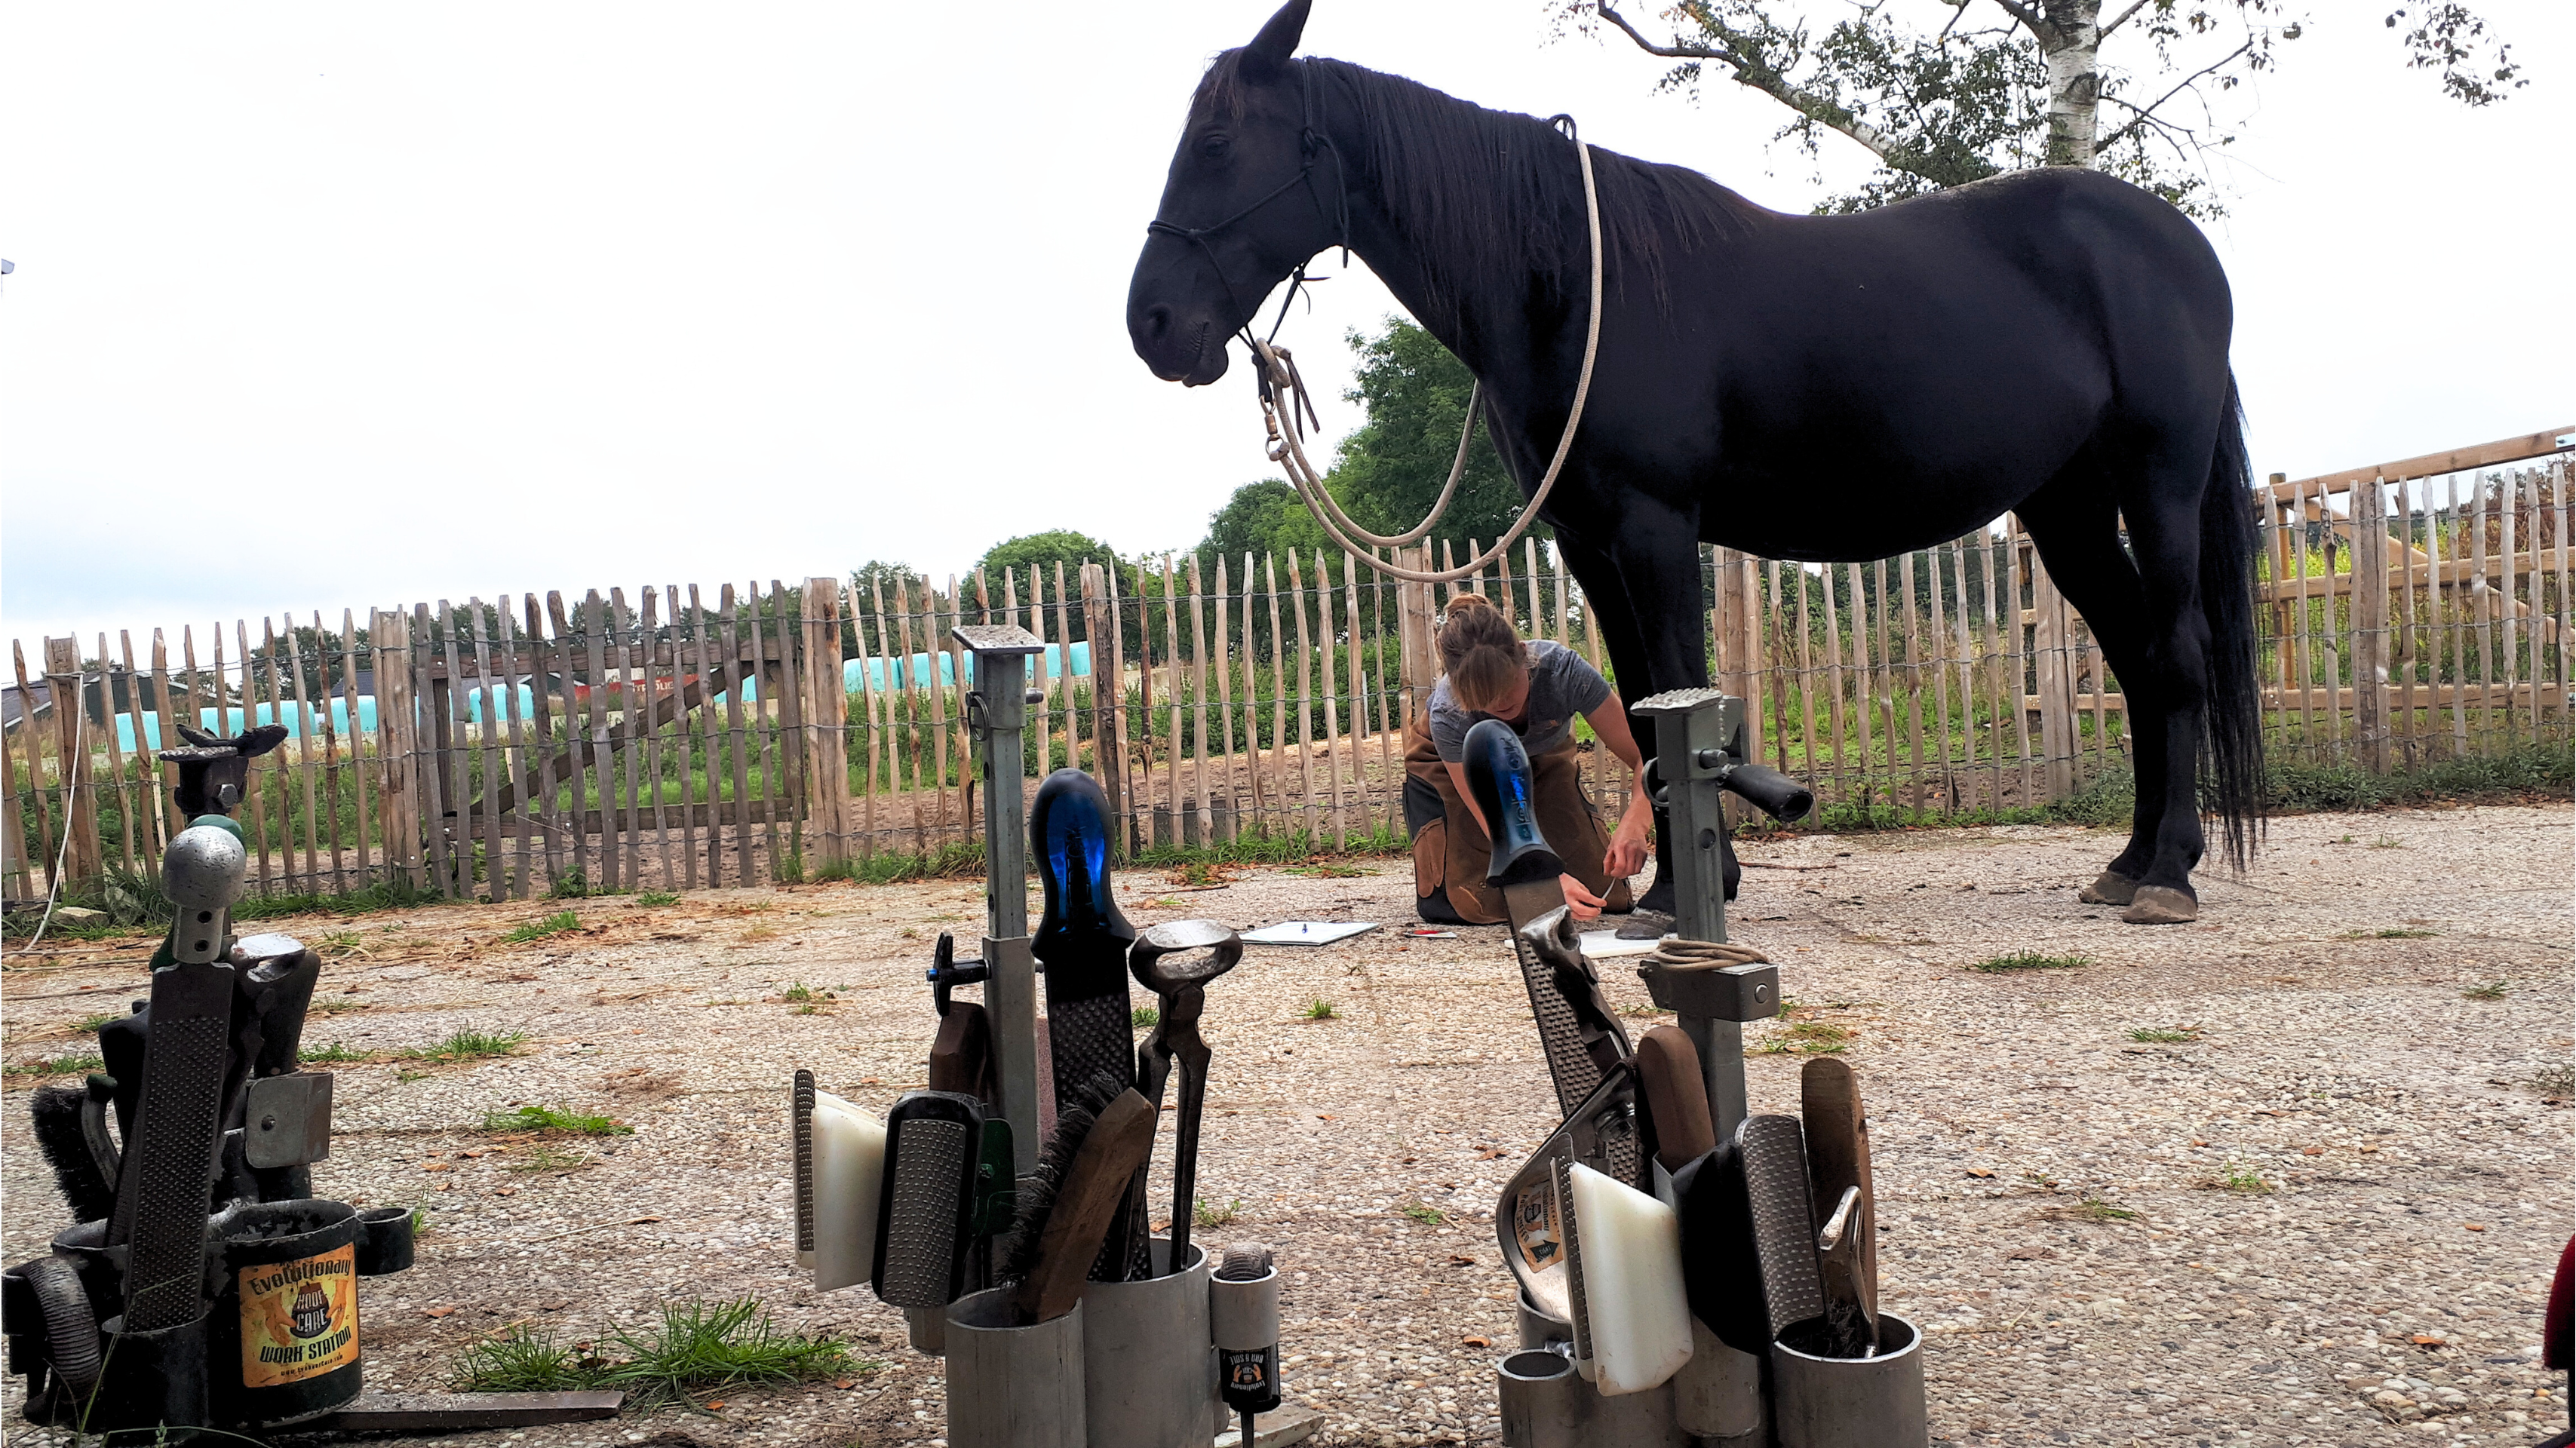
{"left": 1554, "top": 508, "right": 1733, "bottom": 915}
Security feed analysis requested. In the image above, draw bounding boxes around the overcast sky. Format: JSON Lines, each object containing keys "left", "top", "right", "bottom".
{"left": 4, "top": 2, "right": 2568, "bottom": 650}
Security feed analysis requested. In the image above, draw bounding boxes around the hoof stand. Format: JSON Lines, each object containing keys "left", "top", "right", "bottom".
{"left": 2120, "top": 886, "right": 2199, "bottom": 925}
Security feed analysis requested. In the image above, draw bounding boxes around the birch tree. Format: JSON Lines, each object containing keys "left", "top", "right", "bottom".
{"left": 1561, "top": 1, "right": 2525, "bottom": 213}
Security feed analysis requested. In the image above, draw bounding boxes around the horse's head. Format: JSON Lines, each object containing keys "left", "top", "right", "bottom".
{"left": 1127, "top": 0, "right": 1339, "bottom": 386}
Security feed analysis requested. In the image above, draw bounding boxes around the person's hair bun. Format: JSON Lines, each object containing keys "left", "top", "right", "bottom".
{"left": 1437, "top": 592, "right": 1526, "bottom": 711}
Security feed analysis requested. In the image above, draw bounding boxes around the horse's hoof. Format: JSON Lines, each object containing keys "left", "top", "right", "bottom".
{"left": 2077, "top": 870, "right": 2138, "bottom": 906}
{"left": 2121, "top": 887, "right": 2199, "bottom": 925}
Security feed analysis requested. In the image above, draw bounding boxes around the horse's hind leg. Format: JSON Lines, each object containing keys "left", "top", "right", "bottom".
{"left": 2016, "top": 483, "right": 2171, "bottom": 910}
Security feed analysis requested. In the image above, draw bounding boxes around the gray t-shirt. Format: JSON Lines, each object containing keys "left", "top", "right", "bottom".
{"left": 1428, "top": 640, "right": 1612, "bottom": 763}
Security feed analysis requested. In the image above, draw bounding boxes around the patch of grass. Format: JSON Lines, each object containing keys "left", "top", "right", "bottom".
{"left": 1194, "top": 1196, "right": 1242, "bottom": 1229}
{"left": 505, "top": 910, "right": 581, "bottom": 943}
{"left": 2461, "top": 980, "right": 2508, "bottom": 1001}
{"left": 453, "top": 1322, "right": 584, "bottom": 1392}
{"left": 1620, "top": 1002, "right": 1672, "bottom": 1019}
{"left": 313, "top": 929, "right": 366, "bottom": 958}
{"left": 782, "top": 983, "right": 815, "bottom": 1002}
{"left": 2126, "top": 1026, "right": 2202, "bottom": 1044}
{"left": 480, "top": 1104, "right": 632, "bottom": 1137}
{"left": 1301, "top": 999, "right": 1339, "bottom": 1021}
{"left": 2, "top": 1052, "right": 105, "bottom": 1079}
{"left": 2212, "top": 1163, "right": 2271, "bottom": 1195}
{"left": 744, "top": 924, "right": 779, "bottom": 942}
{"left": 299, "top": 1042, "right": 373, "bottom": 1063}
{"left": 398, "top": 1069, "right": 431, "bottom": 1083}
{"left": 1132, "top": 1005, "right": 1160, "bottom": 1029}
{"left": 72, "top": 1012, "right": 122, "bottom": 1034}
{"left": 791, "top": 1003, "right": 822, "bottom": 1016}
{"left": 2366, "top": 835, "right": 2404, "bottom": 849}
{"left": 1399, "top": 1202, "right": 1445, "bottom": 1226}
{"left": 1286, "top": 863, "right": 1371, "bottom": 879}
{"left": 2341, "top": 927, "right": 2439, "bottom": 940}
{"left": 1167, "top": 859, "right": 1240, "bottom": 888}
{"left": 602, "top": 1297, "right": 865, "bottom": 1410}
{"left": 636, "top": 891, "right": 681, "bottom": 907}
{"left": 2535, "top": 1062, "right": 2574, "bottom": 1097}
{"left": 1761, "top": 1020, "right": 1853, "bottom": 1056}
{"left": 2071, "top": 1198, "right": 2141, "bottom": 1222}
{"left": 409, "top": 1029, "right": 528, "bottom": 1065}
{"left": 506, "top": 1143, "right": 594, "bottom": 1175}
{"left": 1970, "top": 952, "right": 2090, "bottom": 974}
{"left": 548, "top": 870, "right": 591, "bottom": 900}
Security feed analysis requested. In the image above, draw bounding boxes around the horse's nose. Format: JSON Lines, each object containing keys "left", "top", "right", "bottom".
{"left": 1137, "top": 303, "right": 1174, "bottom": 348}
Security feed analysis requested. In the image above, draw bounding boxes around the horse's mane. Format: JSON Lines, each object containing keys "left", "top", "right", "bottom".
{"left": 1196, "top": 51, "right": 1762, "bottom": 327}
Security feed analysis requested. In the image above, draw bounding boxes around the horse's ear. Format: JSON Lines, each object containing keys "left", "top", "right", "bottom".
{"left": 1239, "top": 0, "right": 1310, "bottom": 83}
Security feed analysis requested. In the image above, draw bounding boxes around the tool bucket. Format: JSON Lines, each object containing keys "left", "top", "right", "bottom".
{"left": 88, "top": 1309, "right": 212, "bottom": 1436}
{"left": 1082, "top": 1239, "right": 1214, "bottom": 1448}
{"left": 1769, "top": 1312, "right": 1927, "bottom": 1448}
{"left": 353, "top": 1206, "right": 415, "bottom": 1276}
{"left": 1501, "top": 1291, "right": 1686, "bottom": 1448}
{"left": 211, "top": 1198, "right": 366, "bottom": 1426}
{"left": 945, "top": 1287, "right": 1086, "bottom": 1448}
{"left": 1672, "top": 1316, "right": 1770, "bottom": 1445}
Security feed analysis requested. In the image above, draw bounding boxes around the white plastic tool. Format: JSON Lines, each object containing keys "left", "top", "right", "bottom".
{"left": 812, "top": 1091, "right": 887, "bottom": 1292}
{"left": 1564, "top": 1161, "right": 1693, "bottom": 1396}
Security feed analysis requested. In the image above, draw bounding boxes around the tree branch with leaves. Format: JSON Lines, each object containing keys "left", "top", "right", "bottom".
{"left": 1561, "top": 0, "right": 2524, "bottom": 216}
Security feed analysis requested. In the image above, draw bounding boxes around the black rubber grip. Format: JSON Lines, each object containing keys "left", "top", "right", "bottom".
{"left": 1462, "top": 719, "right": 1562, "bottom": 887}
{"left": 1721, "top": 762, "right": 1815, "bottom": 822}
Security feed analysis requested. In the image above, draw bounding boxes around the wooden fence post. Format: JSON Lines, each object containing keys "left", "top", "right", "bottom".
{"left": 2353, "top": 475, "right": 2390, "bottom": 772}
{"left": 803, "top": 576, "right": 853, "bottom": 870}
{"left": 1079, "top": 563, "right": 1129, "bottom": 854}
{"left": 45, "top": 637, "right": 103, "bottom": 885}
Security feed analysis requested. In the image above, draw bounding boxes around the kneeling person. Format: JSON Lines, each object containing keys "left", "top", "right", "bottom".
{"left": 1405, "top": 594, "right": 1650, "bottom": 925}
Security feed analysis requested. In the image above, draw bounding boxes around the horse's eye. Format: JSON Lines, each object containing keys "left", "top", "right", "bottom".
{"left": 1200, "top": 133, "right": 1230, "bottom": 161}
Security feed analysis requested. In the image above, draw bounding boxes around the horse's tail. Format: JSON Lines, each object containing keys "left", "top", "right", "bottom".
{"left": 2198, "top": 372, "right": 2267, "bottom": 870}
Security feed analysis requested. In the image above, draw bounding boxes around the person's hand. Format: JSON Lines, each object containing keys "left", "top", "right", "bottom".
{"left": 1560, "top": 873, "right": 1607, "bottom": 923}
{"left": 1604, "top": 810, "right": 1650, "bottom": 882}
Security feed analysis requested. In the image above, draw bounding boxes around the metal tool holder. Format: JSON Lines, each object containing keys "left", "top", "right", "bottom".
{"left": 954, "top": 623, "right": 1051, "bottom": 1182}
{"left": 1628, "top": 690, "right": 1782, "bottom": 1140}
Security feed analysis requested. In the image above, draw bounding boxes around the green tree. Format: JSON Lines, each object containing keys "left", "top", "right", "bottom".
{"left": 975, "top": 530, "right": 1119, "bottom": 590}
{"left": 1323, "top": 318, "right": 1549, "bottom": 558}
{"left": 1202, "top": 479, "right": 1328, "bottom": 564}
{"left": 1565, "top": 1, "right": 2523, "bottom": 216}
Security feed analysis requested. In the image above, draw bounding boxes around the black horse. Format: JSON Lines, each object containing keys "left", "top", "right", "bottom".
{"left": 1127, "top": 0, "right": 2264, "bottom": 923}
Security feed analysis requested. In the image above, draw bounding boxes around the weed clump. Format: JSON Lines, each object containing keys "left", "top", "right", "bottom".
{"left": 480, "top": 1104, "right": 631, "bottom": 1137}
{"left": 1970, "top": 952, "right": 2089, "bottom": 974}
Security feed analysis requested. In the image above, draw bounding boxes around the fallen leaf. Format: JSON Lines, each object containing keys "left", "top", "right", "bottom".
{"left": 2359, "top": 1144, "right": 2380, "bottom": 1153}
{"left": 834, "top": 1379, "right": 858, "bottom": 1390}
{"left": 542, "top": 1299, "right": 570, "bottom": 1311}
{"left": 1461, "top": 1336, "right": 1491, "bottom": 1348}
{"left": 705, "top": 1401, "right": 726, "bottom": 1412}
{"left": 861, "top": 1077, "right": 883, "bottom": 1086}
{"left": 425, "top": 1306, "right": 458, "bottom": 1318}
{"left": 1317, "top": 1113, "right": 1337, "bottom": 1121}
{"left": 2300, "top": 1146, "right": 2324, "bottom": 1155}
{"left": 1475, "top": 1147, "right": 1506, "bottom": 1161}
{"left": 1448, "top": 1254, "right": 1478, "bottom": 1265}
{"left": 421, "top": 1162, "right": 453, "bottom": 1173}
{"left": 1965, "top": 1168, "right": 1994, "bottom": 1179}
{"left": 493, "top": 1186, "right": 517, "bottom": 1196}
{"left": 2411, "top": 1334, "right": 2445, "bottom": 1345}
{"left": 2463, "top": 1223, "right": 2485, "bottom": 1232}
{"left": 2189, "top": 1138, "right": 2208, "bottom": 1147}
{"left": 1400, "top": 1157, "right": 1417, "bottom": 1165}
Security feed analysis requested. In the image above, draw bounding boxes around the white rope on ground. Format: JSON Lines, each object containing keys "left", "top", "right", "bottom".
{"left": 1261, "top": 122, "right": 1607, "bottom": 585}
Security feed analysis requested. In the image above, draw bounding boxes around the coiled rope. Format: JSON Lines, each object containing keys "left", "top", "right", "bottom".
{"left": 1257, "top": 116, "right": 1604, "bottom": 585}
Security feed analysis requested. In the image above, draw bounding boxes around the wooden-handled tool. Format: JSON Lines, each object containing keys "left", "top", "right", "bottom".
{"left": 1801, "top": 1057, "right": 1878, "bottom": 1352}
{"left": 1007, "top": 1084, "right": 1157, "bottom": 1325}
{"left": 1635, "top": 1026, "right": 1715, "bottom": 1173}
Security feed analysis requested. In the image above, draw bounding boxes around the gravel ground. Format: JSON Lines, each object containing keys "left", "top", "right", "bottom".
{"left": 4, "top": 802, "right": 2569, "bottom": 1447}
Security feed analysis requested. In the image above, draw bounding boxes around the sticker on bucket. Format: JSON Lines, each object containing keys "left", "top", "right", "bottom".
{"left": 240, "top": 1243, "right": 359, "bottom": 1386}
{"left": 1512, "top": 1178, "right": 1563, "bottom": 1272}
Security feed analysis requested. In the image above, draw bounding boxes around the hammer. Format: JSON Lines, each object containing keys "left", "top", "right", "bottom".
{"left": 1128, "top": 919, "right": 1243, "bottom": 1272}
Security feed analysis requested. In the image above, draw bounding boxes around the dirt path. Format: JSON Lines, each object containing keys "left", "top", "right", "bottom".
{"left": 5, "top": 804, "right": 2569, "bottom": 1446}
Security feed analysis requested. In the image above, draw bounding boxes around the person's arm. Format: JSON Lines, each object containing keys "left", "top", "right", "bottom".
{"left": 1442, "top": 759, "right": 1617, "bottom": 923}
{"left": 1584, "top": 689, "right": 1653, "bottom": 885}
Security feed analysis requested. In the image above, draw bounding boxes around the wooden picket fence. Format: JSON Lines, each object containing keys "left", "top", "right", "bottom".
{"left": 5, "top": 428, "right": 2567, "bottom": 907}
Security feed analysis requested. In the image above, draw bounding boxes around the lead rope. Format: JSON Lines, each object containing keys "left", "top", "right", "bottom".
{"left": 1257, "top": 116, "right": 1605, "bottom": 584}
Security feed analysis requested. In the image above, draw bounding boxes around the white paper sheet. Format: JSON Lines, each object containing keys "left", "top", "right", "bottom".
{"left": 1240, "top": 920, "right": 1380, "bottom": 946}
